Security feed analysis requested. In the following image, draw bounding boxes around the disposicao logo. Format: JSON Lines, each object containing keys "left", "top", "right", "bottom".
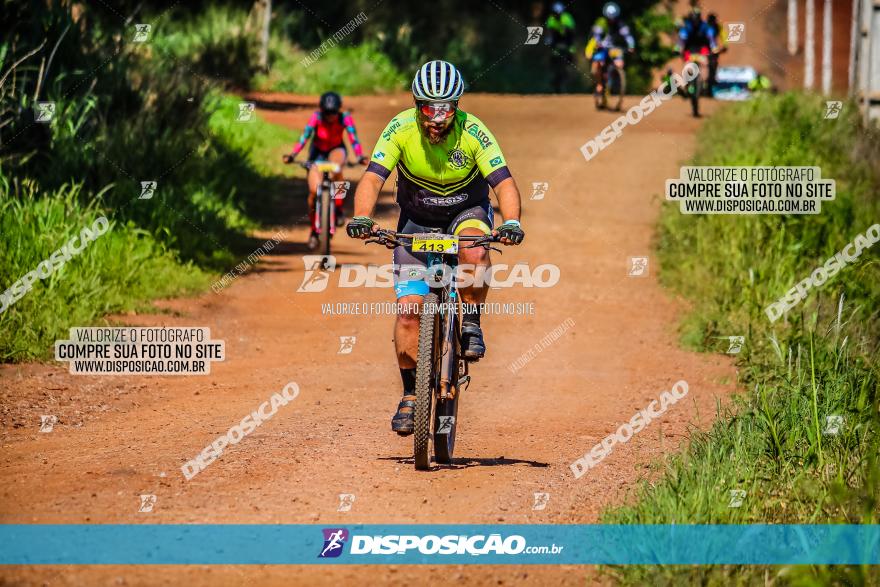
{"left": 318, "top": 528, "right": 349, "bottom": 558}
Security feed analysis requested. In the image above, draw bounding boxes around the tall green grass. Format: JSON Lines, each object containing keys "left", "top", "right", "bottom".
{"left": 0, "top": 181, "right": 208, "bottom": 361}
{"left": 603, "top": 93, "right": 880, "bottom": 585}
{"left": 149, "top": 4, "right": 405, "bottom": 94}
{"left": 254, "top": 41, "right": 405, "bottom": 95}
{"left": 2, "top": 2, "right": 301, "bottom": 361}
{"left": 150, "top": 5, "right": 259, "bottom": 88}
{"left": 0, "top": 93, "right": 293, "bottom": 361}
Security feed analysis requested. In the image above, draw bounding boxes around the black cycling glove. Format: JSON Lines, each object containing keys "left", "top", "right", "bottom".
{"left": 496, "top": 220, "right": 525, "bottom": 245}
{"left": 346, "top": 216, "right": 375, "bottom": 239}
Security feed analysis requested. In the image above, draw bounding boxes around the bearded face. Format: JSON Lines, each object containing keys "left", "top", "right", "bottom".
{"left": 415, "top": 100, "right": 457, "bottom": 144}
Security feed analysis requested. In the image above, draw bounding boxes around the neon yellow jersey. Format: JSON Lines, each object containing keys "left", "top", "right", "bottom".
{"left": 366, "top": 108, "right": 511, "bottom": 221}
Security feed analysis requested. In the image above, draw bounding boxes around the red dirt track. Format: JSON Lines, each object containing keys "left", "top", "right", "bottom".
{"left": 1, "top": 91, "right": 735, "bottom": 585}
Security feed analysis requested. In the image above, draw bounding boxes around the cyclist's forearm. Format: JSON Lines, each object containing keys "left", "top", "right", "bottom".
{"left": 493, "top": 177, "right": 521, "bottom": 222}
{"left": 342, "top": 114, "right": 364, "bottom": 157}
{"left": 291, "top": 130, "right": 312, "bottom": 155}
{"left": 353, "top": 171, "right": 385, "bottom": 217}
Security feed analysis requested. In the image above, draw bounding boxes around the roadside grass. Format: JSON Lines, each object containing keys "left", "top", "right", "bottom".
{"left": 3, "top": 3, "right": 304, "bottom": 362}
{"left": 205, "top": 92, "right": 297, "bottom": 220}
{"left": 0, "top": 182, "right": 209, "bottom": 362}
{"left": 601, "top": 93, "right": 880, "bottom": 585}
{"left": 150, "top": 4, "right": 405, "bottom": 95}
{"left": 253, "top": 40, "right": 405, "bottom": 95}
{"left": 1, "top": 92, "right": 296, "bottom": 362}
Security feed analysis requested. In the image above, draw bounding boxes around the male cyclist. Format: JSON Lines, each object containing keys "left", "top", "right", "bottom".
{"left": 585, "top": 2, "right": 636, "bottom": 95}
{"left": 346, "top": 60, "right": 525, "bottom": 436}
{"left": 544, "top": 2, "right": 577, "bottom": 92}
{"left": 283, "top": 92, "right": 368, "bottom": 249}
{"left": 677, "top": 7, "right": 717, "bottom": 81}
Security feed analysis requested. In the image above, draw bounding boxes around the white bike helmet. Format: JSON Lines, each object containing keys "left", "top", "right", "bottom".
{"left": 603, "top": 2, "right": 621, "bottom": 19}
{"left": 411, "top": 60, "right": 465, "bottom": 102}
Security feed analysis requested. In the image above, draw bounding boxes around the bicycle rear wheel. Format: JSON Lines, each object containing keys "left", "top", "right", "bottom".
{"left": 414, "top": 293, "right": 441, "bottom": 470}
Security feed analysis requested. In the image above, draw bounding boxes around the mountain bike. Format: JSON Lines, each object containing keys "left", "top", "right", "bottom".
{"left": 683, "top": 49, "right": 709, "bottom": 117}
{"left": 594, "top": 46, "right": 626, "bottom": 112}
{"left": 365, "top": 228, "right": 499, "bottom": 470}
{"left": 290, "top": 160, "right": 360, "bottom": 267}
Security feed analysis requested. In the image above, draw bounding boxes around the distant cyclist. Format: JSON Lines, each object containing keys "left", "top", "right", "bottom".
{"left": 677, "top": 7, "right": 717, "bottom": 71}
{"left": 585, "top": 2, "right": 636, "bottom": 96}
{"left": 283, "top": 92, "right": 368, "bottom": 249}
{"left": 346, "top": 60, "right": 525, "bottom": 436}
{"left": 544, "top": 2, "right": 577, "bottom": 92}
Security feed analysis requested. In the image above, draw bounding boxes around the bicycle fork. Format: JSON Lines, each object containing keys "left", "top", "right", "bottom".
{"left": 439, "top": 291, "right": 457, "bottom": 400}
{"left": 426, "top": 252, "right": 458, "bottom": 401}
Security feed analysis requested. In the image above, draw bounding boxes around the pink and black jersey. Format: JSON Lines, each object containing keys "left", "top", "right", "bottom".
{"left": 290, "top": 111, "right": 364, "bottom": 159}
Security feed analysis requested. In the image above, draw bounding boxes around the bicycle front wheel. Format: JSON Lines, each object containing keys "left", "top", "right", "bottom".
{"left": 414, "top": 293, "right": 441, "bottom": 470}
{"left": 318, "top": 180, "right": 331, "bottom": 258}
{"left": 433, "top": 303, "right": 461, "bottom": 465}
{"left": 608, "top": 66, "right": 625, "bottom": 112}
{"left": 689, "top": 72, "right": 702, "bottom": 117}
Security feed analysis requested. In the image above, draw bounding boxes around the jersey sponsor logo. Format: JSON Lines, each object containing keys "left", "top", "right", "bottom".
{"left": 382, "top": 120, "right": 401, "bottom": 140}
{"left": 463, "top": 121, "right": 493, "bottom": 149}
{"left": 489, "top": 156, "right": 503, "bottom": 167}
{"left": 374, "top": 151, "right": 385, "bottom": 160}
{"left": 447, "top": 148, "right": 470, "bottom": 169}
{"left": 421, "top": 194, "right": 469, "bottom": 206}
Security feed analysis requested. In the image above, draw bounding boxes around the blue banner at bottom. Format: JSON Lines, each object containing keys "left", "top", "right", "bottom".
{"left": 1, "top": 525, "right": 878, "bottom": 565}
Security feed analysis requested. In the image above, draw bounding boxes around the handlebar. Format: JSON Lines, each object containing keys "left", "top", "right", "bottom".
{"left": 364, "top": 229, "right": 501, "bottom": 252}
{"left": 294, "top": 160, "right": 365, "bottom": 170}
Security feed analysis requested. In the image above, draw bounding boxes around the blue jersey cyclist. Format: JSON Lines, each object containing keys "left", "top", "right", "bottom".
{"left": 346, "top": 60, "right": 525, "bottom": 435}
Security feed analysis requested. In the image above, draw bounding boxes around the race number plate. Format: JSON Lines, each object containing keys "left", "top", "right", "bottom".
{"left": 609, "top": 48, "right": 623, "bottom": 58}
{"left": 411, "top": 233, "right": 459, "bottom": 254}
{"left": 314, "top": 162, "right": 341, "bottom": 173}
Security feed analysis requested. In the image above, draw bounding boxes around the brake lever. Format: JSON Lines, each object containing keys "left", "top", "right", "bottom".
{"left": 366, "top": 236, "right": 401, "bottom": 249}
{"left": 464, "top": 239, "right": 502, "bottom": 254}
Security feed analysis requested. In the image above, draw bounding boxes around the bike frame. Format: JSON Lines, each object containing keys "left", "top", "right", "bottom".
{"left": 365, "top": 230, "right": 496, "bottom": 396}
{"left": 604, "top": 50, "right": 625, "bottom": 78}
{"left": 684, "top": 49, "right": 710, "bottom": 89}
{"left": 310, "top": 162, "right": 341, "bottom": 236}
{"left": 421, "top": 242, "right": 462, "bottom": 401}
{"left": 315, "top": 173, "right": 335, "bottom": 236}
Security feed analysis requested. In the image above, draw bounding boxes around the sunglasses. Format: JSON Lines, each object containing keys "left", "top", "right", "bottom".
{"left": 418, "top": 101, "right": 457, "bottom": 122}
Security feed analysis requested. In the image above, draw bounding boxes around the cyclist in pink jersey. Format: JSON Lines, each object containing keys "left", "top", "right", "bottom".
{"left": 283, "top": 92, "right": 368, "bottom": 248}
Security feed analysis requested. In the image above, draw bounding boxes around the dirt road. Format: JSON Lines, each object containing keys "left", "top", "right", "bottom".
{"left": 1, "top": 92, "right": 734, "bottom": 585}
